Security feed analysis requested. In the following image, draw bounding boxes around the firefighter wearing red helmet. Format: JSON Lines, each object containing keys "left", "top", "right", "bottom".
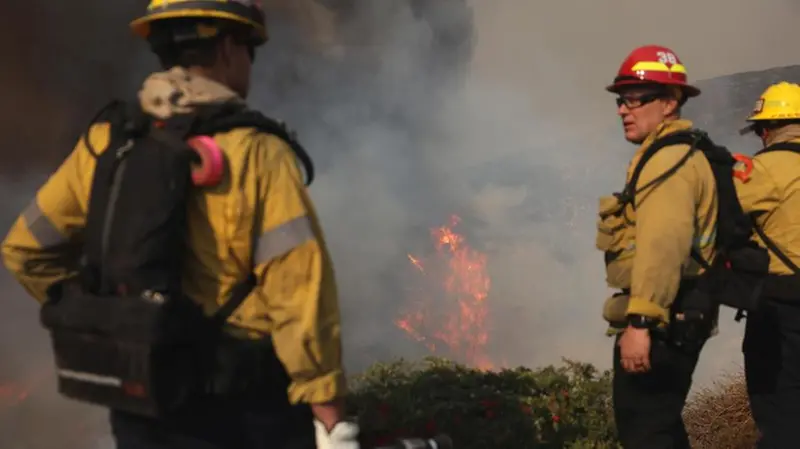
{"left": 606, "top": 45, "right": 701, "bottom": 98}
{"left": 596, "top": 45, "right": 720, "bottom": 449}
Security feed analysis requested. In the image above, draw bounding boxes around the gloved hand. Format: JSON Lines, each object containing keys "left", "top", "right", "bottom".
{"left": 314, "top": 419, "right": 361, "bottom": 449}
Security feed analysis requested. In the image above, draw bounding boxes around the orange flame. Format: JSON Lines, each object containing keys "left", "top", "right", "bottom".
{"left": 395, "top": 214, "right": 494, "bottom": 369}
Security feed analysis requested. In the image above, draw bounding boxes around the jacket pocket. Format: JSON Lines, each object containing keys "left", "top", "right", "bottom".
{"left": 595, "top": 195, "right": 627, "bottom": 252}
{"left": 605, "top": 258, "right": 633, "bottom": 290}
{"left": 596, "top": 195, "right": 635, "bottom": 288}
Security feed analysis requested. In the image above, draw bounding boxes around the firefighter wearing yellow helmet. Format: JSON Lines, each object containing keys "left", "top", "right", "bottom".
{"left": 129, "top": 0, "right": 269, "bottom": 45}
{"left": 1, "top": 1, "right": 360, "bottom": 448}
{"left": 734, "top": 81, "right": 800, "bottom": 449}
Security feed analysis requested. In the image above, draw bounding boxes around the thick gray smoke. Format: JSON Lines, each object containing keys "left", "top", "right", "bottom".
{"left": 1, "top": 0, "right": 799, "bottom": 447}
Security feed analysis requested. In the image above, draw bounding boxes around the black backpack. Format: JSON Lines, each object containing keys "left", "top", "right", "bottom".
{"left": 617, "top": 129, "right": 770, "bottom": 324}
{"left": 39, "top": 99, "right": 314, "bottom": 418}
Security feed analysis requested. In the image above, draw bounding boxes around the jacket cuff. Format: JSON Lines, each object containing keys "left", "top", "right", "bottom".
{"left": 287, "top": 369, "right": 348, "bottom": 404}
{"left": 625, "top": 296, "right": 669, "bottom": 323}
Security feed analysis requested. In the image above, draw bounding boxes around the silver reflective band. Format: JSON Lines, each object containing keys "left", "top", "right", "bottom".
{"left": 255, "top": 215, "right": 315, "bottom": 265}
{"left": 399, "top": 440, "right": 436, "bottom": 449}
{"left": 22, "top": 201, "right": 66, "bottom": 247}
{"left": 57, "top": 369, "right": 122, "bottom": 387}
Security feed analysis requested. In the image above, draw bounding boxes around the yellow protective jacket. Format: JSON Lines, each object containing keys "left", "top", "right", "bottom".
{"left": 734, "top": 124, "right": 800, "bottom": 275}
{"left": 1, "top": 67, "right": 346, "bottom": 405}
{"left": 596, "top": 119, "right": 718, "bottom": 325}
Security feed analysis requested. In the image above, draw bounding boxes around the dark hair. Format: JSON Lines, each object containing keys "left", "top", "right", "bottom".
{"left": 153, "top": 39, "right": 220, "bottom": 69}
{"left": 656, "top": 84, "right": 688, "bottom": 108}
{"left": 755, "top": 119, "right": 800, "bottom": 135}
{"left": 148, "top": 18, "right": 253, "bottom": 69}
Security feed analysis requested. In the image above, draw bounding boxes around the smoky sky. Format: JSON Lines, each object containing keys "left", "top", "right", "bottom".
{"left": 1, "top": 0, "right": 799, "bottom": 447}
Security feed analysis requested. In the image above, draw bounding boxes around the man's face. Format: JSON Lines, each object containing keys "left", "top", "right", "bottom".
{"left": 615, "top": 86, "right": 679, "bottom": 144}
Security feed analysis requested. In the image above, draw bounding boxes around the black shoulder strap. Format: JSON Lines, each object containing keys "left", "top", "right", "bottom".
{"left": 619, "top": 129, "right": 706, "bottom": 209}
{"left": 619, "top": 129, "right": 752, "bottom": 270}
{"left": 756, "top": 142, "right": 800, "bottom": 157}
{"left": 209, "top": 273, "right": 258, "bottom": 328}
{"left": 190, "top": 106, "right": 317, "bottom": 324}
{"left": 81, "top": 99, "right": 149, "bottom": 158}
{"left": 193, "top": 105, "right": 316, "bottom": 186}
{"left": 751, "top": 220, "right": 800, "bottom": 274}
{"left": 746, "top": 142, "right": 800, "bottom": 274}
{"left": 81, "top": 100, "right": 316, "bottom": 187}
{"left": 616, "top": 129, "right": 707, "bottom": 268}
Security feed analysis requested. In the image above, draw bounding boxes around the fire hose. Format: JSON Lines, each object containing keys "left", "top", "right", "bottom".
{"left": 374, "top": 433, "right": 453, "bottom": 449}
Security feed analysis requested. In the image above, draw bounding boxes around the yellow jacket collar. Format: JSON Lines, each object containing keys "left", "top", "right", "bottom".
{"left": 764, "top": 123, "right": 800, "bottom": 147}
{"left": 627, "top": 119, "right": 694, "bottom": 180}
{"left": 638, "top": 118, "right": 694, "bottom": 153}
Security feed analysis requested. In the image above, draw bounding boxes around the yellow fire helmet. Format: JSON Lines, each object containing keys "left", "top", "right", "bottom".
{"left": 740, "top": 81, "right": 800, "bottom": 135}
{"left": 130, "top": 0, "right": 267, "bottom": 46}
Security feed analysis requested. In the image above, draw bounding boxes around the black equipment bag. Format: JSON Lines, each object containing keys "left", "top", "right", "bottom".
{"left": 39, "top": 99, "right": 314, "bottom": 418}
{"left": 619, "top": 129, "right": 771, "bottom": 322}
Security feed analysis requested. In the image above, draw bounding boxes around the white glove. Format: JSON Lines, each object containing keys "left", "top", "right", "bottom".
{"left": 314, "top": 419, "right": 361, "bottom": 449}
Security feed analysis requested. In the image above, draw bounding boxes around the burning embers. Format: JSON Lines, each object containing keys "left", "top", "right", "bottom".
{"left": 0, "top": 382, "right": 29, "bottom": 407}
{"left": 395, "top": 214, "right": 495, "bottom": 369}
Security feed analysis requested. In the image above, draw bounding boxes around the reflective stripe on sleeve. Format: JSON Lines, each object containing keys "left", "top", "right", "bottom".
{"left": 254, "top": 215, "right": 315, "bottom": 265}
{"left": 22, "top": 201, "right": 67, "bottom": 248}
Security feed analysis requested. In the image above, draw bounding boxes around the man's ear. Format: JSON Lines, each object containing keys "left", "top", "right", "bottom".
{"left": 217, "top": 35, "right": 234, "bottom": 67}
{"left": 662, "top": 97, "right": 680, "bottom": 117}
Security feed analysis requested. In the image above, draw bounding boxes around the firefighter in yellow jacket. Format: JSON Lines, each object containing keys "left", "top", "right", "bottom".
{"left": 596, "top": 45, "right": 718, "bottom": 449}
{"left": 1, "top": 1, "right": 359, "bottom": 448}
{"left": 735, "top": 81, "right": 800, "bottom": 449}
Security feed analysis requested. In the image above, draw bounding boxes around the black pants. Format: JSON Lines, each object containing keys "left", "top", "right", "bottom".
{"left": 744, "top": 298, "right": 800, "bottom": 449}
{"left": 110, "top": 399, "right": 316, "bottom": 449}
{"left": 612, "top": 333, "right": 705, "bottom": 449}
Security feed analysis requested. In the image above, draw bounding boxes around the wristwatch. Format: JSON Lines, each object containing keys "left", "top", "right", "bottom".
{"left": 627, "top": 314, "right": 657, "bottom": 329}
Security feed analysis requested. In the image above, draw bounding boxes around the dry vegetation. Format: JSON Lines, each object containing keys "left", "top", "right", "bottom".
{"left": 684, "top": 372, "right": 758, "bottom": 449}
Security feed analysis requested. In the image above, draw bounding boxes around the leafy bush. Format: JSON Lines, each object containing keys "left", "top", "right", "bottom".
{"left": 347, "top": 357, "right": 758, "bottom": 449}
{"left": 346, "top": 357, "right": 620, "bottom": 449}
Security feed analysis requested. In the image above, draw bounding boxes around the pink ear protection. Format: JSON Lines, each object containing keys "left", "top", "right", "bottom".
{"left": 187, "top": 136, "right": 224, "bottom": 187}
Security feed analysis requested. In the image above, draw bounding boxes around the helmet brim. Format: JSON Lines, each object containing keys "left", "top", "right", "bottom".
{"left": 606, "top": 79, "right": 701, "bottom": 98}
{"left": 130, "top": 8, "right": 267, "bottom": 46}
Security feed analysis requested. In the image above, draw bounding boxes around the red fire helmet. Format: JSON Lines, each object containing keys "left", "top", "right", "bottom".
{"left": 606, "top": 44, "right": 700, "bottom": 98}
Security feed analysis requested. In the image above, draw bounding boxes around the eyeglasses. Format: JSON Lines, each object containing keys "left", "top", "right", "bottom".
{"left": 615, "top": 92, "right": 663, "bottom": 109}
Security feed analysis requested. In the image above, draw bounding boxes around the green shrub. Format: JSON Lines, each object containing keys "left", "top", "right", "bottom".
{"left": 347, "top": 357, "right": 759, "bottom": 449}
{"left": 346, "top": 357, "right": 620, "bottom": 449}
